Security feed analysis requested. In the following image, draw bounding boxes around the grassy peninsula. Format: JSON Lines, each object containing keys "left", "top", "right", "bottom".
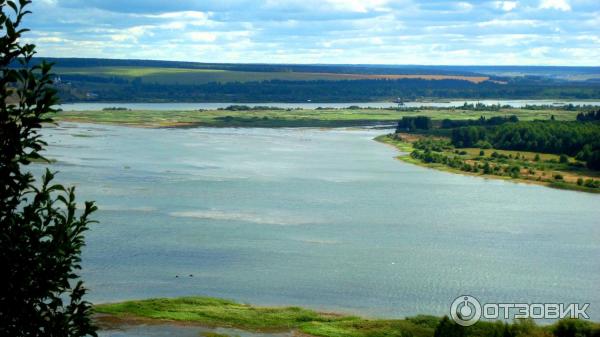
{"left": 95, "top": 297, "right": 598, "bottom": 337}
{"left": 376, "top": 109, "right": 600, "bottom": 193}
{"left": 377, "top": 134, "right": 600, "bottom": 193}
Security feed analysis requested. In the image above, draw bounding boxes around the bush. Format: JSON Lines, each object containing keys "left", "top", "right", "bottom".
{"left": 584, "top": 179, "right": 600, "bottom": 188}
{"left": 1, "top": 3, "right": 97, "bottom": 336}
{"left": 474, "top": 140, "right": 493, "bottom": 149}
{"left": 553, "top": 319, "right": 593, "bottom": 337}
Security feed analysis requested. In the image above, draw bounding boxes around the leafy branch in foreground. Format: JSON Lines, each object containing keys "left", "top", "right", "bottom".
{"left": 1, "top": 1, "right": 97, "bottom": 336}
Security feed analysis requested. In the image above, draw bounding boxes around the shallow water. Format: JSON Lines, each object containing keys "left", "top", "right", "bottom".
{"left": 59, "top": 100, "right": 600, "bottom": 111}
{"left": 34, "top": 123, "right": 600, "bottom": 321}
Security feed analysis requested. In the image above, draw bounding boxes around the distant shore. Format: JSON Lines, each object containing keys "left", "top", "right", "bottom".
{"left": 54, "top": 105, "right": 582, "bottom": 128}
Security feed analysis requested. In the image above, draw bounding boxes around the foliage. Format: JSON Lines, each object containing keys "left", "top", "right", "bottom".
{"left": 441, "top": 115, "right": 518, "bottom": 129}
{"left": 397, "top": 116, "right": 433, "bottom": 132}
{"left": 96, "top": 297, "right": 599, "bottom": 337}
{"left": 0, "top": 1, "right": 97, "bottom": 336}
{"left": 576, "top": 110, "right": 600, "bottom": 122}
{"left": 413, "top": 137, "right": 453, "bottom": 152}
{"left": 46, "top": 71, "right": 600, "bottom": 103}
{"left": 450, "top": 121, "right": 600, "bottom": 170}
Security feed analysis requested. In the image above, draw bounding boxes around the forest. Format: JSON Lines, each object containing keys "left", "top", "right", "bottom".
{"left": 450, "top": 119, "right": 600, "bottom": 170}
{"left": 54, "top": 77, "right": 600, "bottom": 102}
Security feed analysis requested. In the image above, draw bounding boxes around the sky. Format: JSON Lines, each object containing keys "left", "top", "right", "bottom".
{"left": 23, "top": 0, "right": 600, "bottom": 65}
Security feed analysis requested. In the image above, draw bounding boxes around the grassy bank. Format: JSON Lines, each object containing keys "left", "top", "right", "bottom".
{"left": 55, "top": 107, "right": 580, "bottom": 128}
{"left": 95, "top": 297, "right": 598, "bottom": 337}
{"left": 376, "top": 134, "right": 600, "bottom": 193}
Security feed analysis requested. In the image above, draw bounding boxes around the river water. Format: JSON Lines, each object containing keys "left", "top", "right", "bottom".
{"left": 34, "top": 123, "right": 600, "bottom": 324}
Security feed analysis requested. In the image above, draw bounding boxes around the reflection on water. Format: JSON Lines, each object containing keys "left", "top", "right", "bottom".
{"left": 33, "top": 123, "right": 600, "bottom": 323}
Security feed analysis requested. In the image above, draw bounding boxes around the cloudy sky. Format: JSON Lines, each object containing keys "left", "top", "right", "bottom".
{"left": 25, "top": 0, "right": 600, "bottom": 65}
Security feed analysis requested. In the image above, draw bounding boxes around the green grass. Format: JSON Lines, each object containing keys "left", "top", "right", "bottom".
{"left": 94, "top": 297, "right": 444, "bottom": 336}
{"left": 56, "top": 67, "right": 335, "bottom": 85}
{"left": 377, "top": 134, "right": 600, "bottom": 193}
{"left": 54, "top": 66, "right": 492, "bottom": 85}
{"left": 55, "top": 107, "right": 580, "bottom": 128}
{"left": 95, "top": 297, "right": 600, "bottom": 337}
{"left": 93, "top": 297, "right": 439, "bottom": 337}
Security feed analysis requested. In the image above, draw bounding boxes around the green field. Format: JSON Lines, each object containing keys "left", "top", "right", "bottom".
{"left": 55, "top": 107, "right": 580, "bottom": 128}
{"left": 55, "top": 66, "right": 362, "bottom": 85}
{"left": 54, "top": 66, "right": 491, "bottom": 85}
{"left": 95, "top": 297, "right": 599, "bottom": 337}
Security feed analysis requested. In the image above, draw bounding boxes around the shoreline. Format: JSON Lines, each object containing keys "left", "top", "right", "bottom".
{"left": 374, "top": 135, "right": 600, "bottom": 194}
{"left": 52, "top": 119, "right": 600, "bottom": 194}
{"left": 93, "top": 296, "right": 599, "bottom": 337}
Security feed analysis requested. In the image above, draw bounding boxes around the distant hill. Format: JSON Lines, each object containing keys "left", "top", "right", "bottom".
{"left": 19, "top": 58, "right": 600, "bottom": 102}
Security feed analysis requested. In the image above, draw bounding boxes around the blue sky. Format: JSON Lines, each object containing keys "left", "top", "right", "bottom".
{"left": 25, "top": 0, "right": 600, "bottom": 65}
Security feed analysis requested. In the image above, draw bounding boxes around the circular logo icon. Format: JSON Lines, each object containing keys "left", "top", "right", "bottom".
{"left": 450, "top": 295, "right": 482, "bottom": 326}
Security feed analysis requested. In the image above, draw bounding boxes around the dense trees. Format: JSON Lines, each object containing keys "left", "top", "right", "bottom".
{"left": 396, "top": 116, "right": 432, "bottom": 132}
{"left": 53, "top": 76, "right": 600, "bottom": 103}
{"left": 576, "top": 110, "right": 600, "bottom": 122}
{"left": 450, "top": 121, "right": 600, "bottom": 170}
{"left": 441, "top": 115, "right": 518, "bottom": 129}
{"left": 1, "top": 1, "right": 97, "bottom": 336}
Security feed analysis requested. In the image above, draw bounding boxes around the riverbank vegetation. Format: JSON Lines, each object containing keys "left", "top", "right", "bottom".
{"left": 55, "top": 104, "right": 587, "bottom": 128}
{"left": 378, "top": 110, "right": 600, "bottom": 193}
{"left": 95, "top": 297, "right": 599, "bottom": 337}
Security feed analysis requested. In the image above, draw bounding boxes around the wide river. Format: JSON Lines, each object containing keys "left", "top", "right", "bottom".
{"left": 35, "top": 123, "right": 600, "bottom": 323}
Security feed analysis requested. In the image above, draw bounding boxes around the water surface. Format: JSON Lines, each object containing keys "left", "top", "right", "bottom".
{"left": 35, "top": 123, "right": 600, "bottom": 321}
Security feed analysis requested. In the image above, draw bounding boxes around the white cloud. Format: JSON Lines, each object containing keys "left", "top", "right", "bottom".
{"left": 539, "top": 0, "right": 571, "bottom": 11}
{"left": 325, "top": 0, "right": 390, "bottom": 12}
{"left": 478, "top": 19, "right": 540, "bottom": 27}
{"left": 146, "top": 11, "right": 209, "bottom": 20}
{"left": 456, "top": 2, "right": 474, "bottom": 11}
{"left": 494, "top": 1, "right": 518, "bottom": 11}
{"left": 187, "top": 31, "right": 218, "bottom": 42}
{"left": 25, "top": 0, "right": 600, "bottom": 65}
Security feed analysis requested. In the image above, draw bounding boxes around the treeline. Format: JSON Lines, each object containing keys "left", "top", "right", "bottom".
{"left": 451, "top": 121, "right": 600, "bottom": 169}
{"left": 441, "top": 115, "right": 518, "bottom": 129}
{"left": 577, "top": 110, "right": 600, "bottom": 122}
{"left": 395, "top": 115, "right": 519, "bottom": 132}
{"left": 396, "top": 116, "right": 433, "bottom": 132}
{"left": 55, "top": 77, "right": 600, "bottom": 102}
